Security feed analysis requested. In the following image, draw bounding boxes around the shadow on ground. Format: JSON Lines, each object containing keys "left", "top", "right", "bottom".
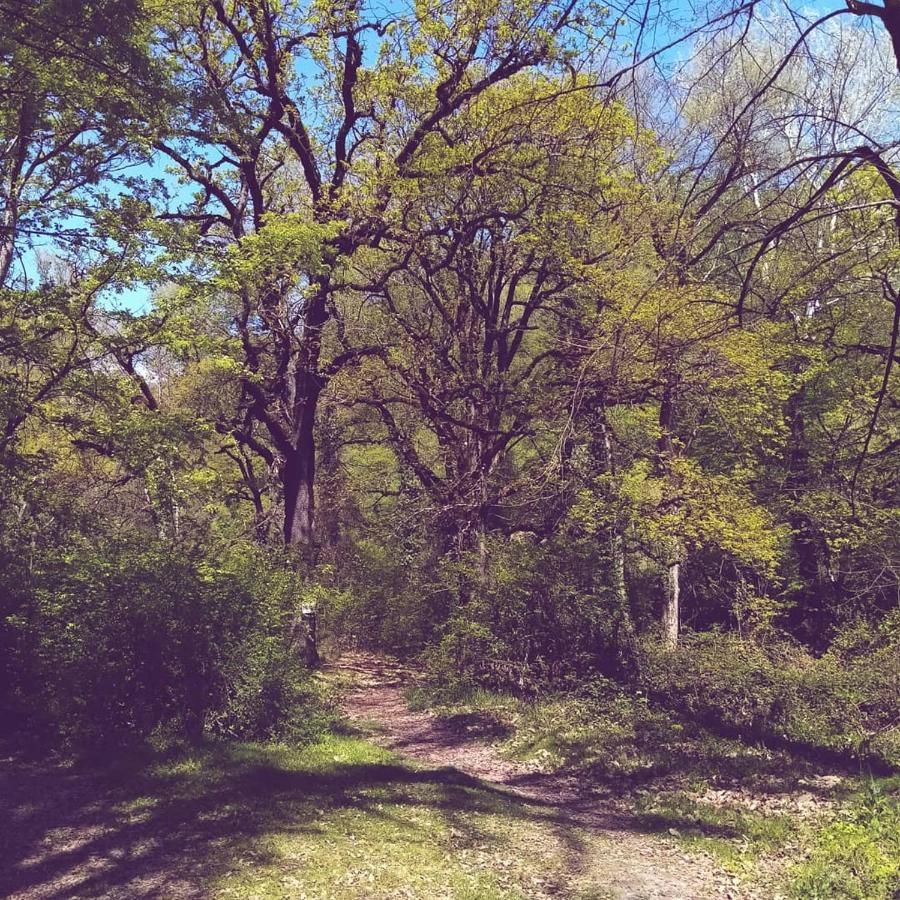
{"left": 0, "top": 739, "right": 567, "bottom": 900}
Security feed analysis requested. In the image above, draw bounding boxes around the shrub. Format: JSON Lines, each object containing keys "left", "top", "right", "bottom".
{"left": 789, "top": 780, "right": 900, "bottom": 899}
{"left": 422, "top": 536, "right": 635, "bottom": 694}
{"left": 323, "top": 535, "right": 455, "bottom": 656}
{"left": 1, "top": 539, "right": 328, "bottom": 748}
{"left": 640, "top": 628, "right": 900, "bottom": 767}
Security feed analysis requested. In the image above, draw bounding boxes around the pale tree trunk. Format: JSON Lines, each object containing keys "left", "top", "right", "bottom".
{"left": 0, "top": 218, "right": 15, "bottom": 287}
{"left": 144, "top": 485, "right": 164, "bottom": 539}
{"left": 143, "top": 462, "right": 181, "bottom": 540}
{"left": 657, "top": 379, "right": 682, "bottom": 649}
{"left": 592, "top": 397, "right": 638, "bottom": 673}
{"left": 1, "top": 122, "right": 26, "bottom": 289}
{"left": 167, "top": 460, "right": 180, "bottom": 538}
{"left": 599, "top": 414, "right": 626, "bottom": 601}
{"left": 661, "top": 559, "right": 680, "bottom": 650}
{"left": 476, "top": 470, "right": 489, "bottom": 579}
{"left": 609, "top": 528, "right": 628, "bottom": 616}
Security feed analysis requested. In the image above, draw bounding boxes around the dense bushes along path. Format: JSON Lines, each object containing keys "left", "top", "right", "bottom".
{"left": 331, "top": 652, "right": 750, "bottom": 900}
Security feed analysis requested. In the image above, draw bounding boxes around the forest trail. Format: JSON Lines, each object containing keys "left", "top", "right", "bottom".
{"left": 330, "top": 651, "right": 757, "bottom": 900}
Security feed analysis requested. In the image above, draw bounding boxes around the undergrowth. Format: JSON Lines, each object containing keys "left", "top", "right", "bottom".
{"left": 409, "top": 677, "right": 793, "bottom": 784}
{"left": 788, "top": 778, "right": 900, "bottom": 900}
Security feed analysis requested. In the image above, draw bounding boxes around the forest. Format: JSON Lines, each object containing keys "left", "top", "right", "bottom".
{"left": 1, "top": 0, "right": 899, "bottom": 897}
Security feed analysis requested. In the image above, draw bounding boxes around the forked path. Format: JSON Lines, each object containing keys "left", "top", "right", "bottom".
{"left": 331, "top": 652, "right": 755, "bottom": 900}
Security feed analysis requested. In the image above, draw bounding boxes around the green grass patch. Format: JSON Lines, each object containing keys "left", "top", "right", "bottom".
{"left": 0, "top": 733, "right": 579, "bottom": 899}
{"left": 635, "top": 791, "right": 794, "bottom": 876}
{"left": 410, "top": 678, "right": 801, "bottom": 790}
{"left": 410, "top": 679, "right": 896, "bottom": 896}
{"left": 787, "top": 778, "right": 900, "bottom": 900}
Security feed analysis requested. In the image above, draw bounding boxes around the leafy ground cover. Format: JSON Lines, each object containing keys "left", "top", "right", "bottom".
{"left": 3, "top": 655, "right": 896, "bottom": 899}
{"left": 0, "top": 656, "right": 736, "bottom": 900}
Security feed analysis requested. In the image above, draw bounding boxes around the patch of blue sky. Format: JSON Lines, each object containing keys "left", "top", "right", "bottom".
{"left": 17, "top": 151, "right": 195, "bottom": 314}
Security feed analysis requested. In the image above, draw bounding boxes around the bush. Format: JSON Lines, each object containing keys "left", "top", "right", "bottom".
{"left": 640, "top": 628, "right": 900, "bottom": 767}
{"left": 1, "top": 539, "right": 329, "bottom": 748}
{"left": 789, "top": 780, "right": 900, "bottom": 899}
{"left": 421, "top": 536, "right": 635, "bottom": 694}
{"left": 321, "top": 535, "right": 454, "bottom": 656}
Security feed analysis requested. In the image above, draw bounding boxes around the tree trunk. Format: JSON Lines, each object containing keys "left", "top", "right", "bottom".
{"left": 594, "top": 404, "right": 638, "bottom": 672}
{"left": 476, "top": 471, "right": 489, "bottom": 579}
{"left": 282, "top": 436, "right": 315, "bottom": 547}
{"left": 657, "top": 379, "right": 682, "bottom": 649}
{"left": 0, "top": 229, "right": 14, "bottom": 288}
{"left": 278, "top": 282, "right": 330, "bottom": 549}
{"left": 785, "top": 386, "right": 838, "bottom": 646}
{"left": 282, "top": 390, "right": 318, "bottom": 547}
{"left": 1, "top": 141, "right": 23, "bottom": 289}
{"left": 661, "top": 560, "right": 680, "bottom": 650}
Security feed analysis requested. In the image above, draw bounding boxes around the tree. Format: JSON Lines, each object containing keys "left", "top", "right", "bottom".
{"left": 336, "top": 78, "right": 649, "bottom": 554}
{"left": 0, "top": 0, "right": 159, "bottom": 287}
{"left": 148, "top": 0, "right": 595, "bottom": 548}
{"left": 846, "top": 0, "right": 900, "bottom": 69}
{"left": 0, "top": 0, "right": 166, "bottom": 462}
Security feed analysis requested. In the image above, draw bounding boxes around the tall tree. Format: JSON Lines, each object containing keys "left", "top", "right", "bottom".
{"left": 150, "top": 0, "right": 594, "bottom": 547}
{"left": 337, "top": 79, "right": 650, "bottom": 553}
{"left": 0, "top": 0, "right": 162, "bottom": 459}
{"left": 0, "top": 0, "right": 158, "bottom": 287}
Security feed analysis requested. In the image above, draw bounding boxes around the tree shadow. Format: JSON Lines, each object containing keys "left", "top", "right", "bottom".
{"left": 0, "top": 740, "right": 565, "bottom": 899}
{"left": 435, "top": 711, "right": 514, "bottom": 741}
{"left": 549, "top": 710, "right": 862, "bottom": 800}
{"left": 1, "top": 705, "right": 858, "bottom": 900}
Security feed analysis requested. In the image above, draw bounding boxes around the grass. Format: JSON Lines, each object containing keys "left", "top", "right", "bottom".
{"left": 409, "top": 679, "right": 811, "bottom": 786}
{"left": 634, "top": 791, "right": 795, "bottom": 877}
{"left": 0, "top": 732, "right": 585, "bottom": 899}
{"left": 787, "top": 777, "right": 900, "bottom": 900}
{"left": 4, "top": 673, "right": 896, "bottom": 899}
{"left": 207, "top": 736, "right": 557, "bottom": 899}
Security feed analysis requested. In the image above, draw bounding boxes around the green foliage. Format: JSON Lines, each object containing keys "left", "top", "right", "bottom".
{"left": 1, "top": 0, "right": 899, "bottom": 824}
{"left": 789, "top": 780, "right": 900, "bottom": 899}
{"left": 640, "top": 631, "right": 900, "bottom": 767}
{"left": 630, "top": 458, "right": 788, "bottom": 575}
{"left": 319, "top": 535, "right": 450, "bottom": 655}
{"left": 420, "top": 536, "right": 635, "bottom": 694}
{"left": 491, "top": 685, "right": 674, "bottom": 774}
{"left": 0, "top": 0, "right": 164, "bottom": 290}
{"left": 216, "top": 215, "right": 338, "bottom": 295}
{"left": 1, "top": 539, "right": 327, "bottom": 748}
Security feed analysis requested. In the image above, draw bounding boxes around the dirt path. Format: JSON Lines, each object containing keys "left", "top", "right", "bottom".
{"left": 331, "top": 651, "right": 760, "bottom": 900}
